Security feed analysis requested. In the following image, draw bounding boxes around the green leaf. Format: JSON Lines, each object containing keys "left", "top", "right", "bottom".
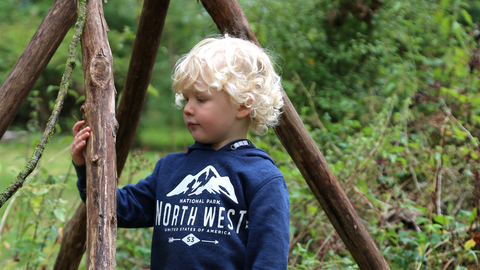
{"left": 442, "top": 154, "right": 450, "bottom": 163}
{"left": 46, "top": 85, "right": 60, "bottom": 93}
{"left": 469, "top": 208, "right": 478, "bottom": 225}
{"left": 433, "top": 214, "right": 447, "bottom": 225}
{"left": 384, "top": 81, "right": 396, "bottom": 94}
{"left": 468, "top": 249, "right": 479, "bottom": 265}
{"left": 147, "top": 84, "right": 159, "bottom": 97}
{"left": 465, "top": 239, "right": 476, "bottom": 251}
{"left": 462, "top": 9, "right": 473, "bottom": 25}
{"left": 58, "top": 198, "right": 68, "bottom": 204}
{"left": 389, "top": 154, "right": 397, "bottom": 164}
{"left": 453, "top": 125, "right": 467, "bottom": 141}
{"left": 75, "top": 95, "right": 85, "bottom": 104}
{"left": 68, "top": 89, "right": 79, "bottom": 99}
{"left": 471, "top": 96, "right": 480, "bottom": 105}
{"left": 397, "top": 157, "right": 407, "bottom": 167}
{"left": 53, "top": 208, "right": 65, "bottom": 222}
{"left": 441, "top": 16, "right": 451, "bottom": 38}
{"left": 441, "top": 0, "right": 451, "bottom": 9}
{"left": 34, "top": 188, "right": 49, "bottom": 195}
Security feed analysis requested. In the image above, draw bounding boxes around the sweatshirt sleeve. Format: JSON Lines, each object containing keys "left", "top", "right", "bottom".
{"left": 245, "top": 176, "right": 290, "bottom": 270}
{"left": 115, "top": 160, "right": 162, "bottom": 228}
{"left": 74, "top": 162, "right": 87, "bottom": 203}
{"left": 74, "top": 159, "right": 161, "bottom": 228}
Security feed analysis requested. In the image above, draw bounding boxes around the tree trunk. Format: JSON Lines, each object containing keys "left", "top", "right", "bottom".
{"left": 80, "top": 0, "right": 118, "bottom": 268}
{"left": 0, "top": 0, "right": 77, "bottom": 139}
{"left": 54, "top": 0, "right": 170, "bottom": 268}
{"left": 199, "top": 0, "right": 390, "bottom": 269}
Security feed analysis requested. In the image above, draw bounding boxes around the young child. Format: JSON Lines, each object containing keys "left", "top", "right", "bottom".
{"left": 71, "top": 35, "right": 290, "bottom": 269}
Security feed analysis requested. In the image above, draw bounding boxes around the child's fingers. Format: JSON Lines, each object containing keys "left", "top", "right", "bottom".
{"left": 71, "top": 140, "right": 86, "bottom": 153}
{"left": 70, "top": 132, "right": 88, "bottom": 165}
{"left": 75, "top": 126, "right": 90, "bottom": 140}
{"left": 72, "top": 120, "right": 86, "bottom": 136}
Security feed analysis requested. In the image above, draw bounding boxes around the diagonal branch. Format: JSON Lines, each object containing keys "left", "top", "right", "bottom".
{"left": 0, "top": 0, "right": 87, "bottom": 209}
{"left": 199, "top": 0, "right": 391, "bottom": 268}
{"left": 0, "top": 0, "right": 78, "bottom": 139}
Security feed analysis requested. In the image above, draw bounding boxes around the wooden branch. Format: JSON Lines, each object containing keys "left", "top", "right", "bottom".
{"left": 54, "top": 0, "right": 170, "bottom": 268}
{"left": 0, "top": 0, "right": 77, "bottom": 139}
{"left": 116, "top": 0, "right": 171, "bottom": 176}
{"left": 0, "top": 1, "right": 86, "bottom": 209}
{"left": 199, "top": 0, "right": 390, "bottom": 269}
{"left": 80, "top": 0, "right": 118, "bottom": 268}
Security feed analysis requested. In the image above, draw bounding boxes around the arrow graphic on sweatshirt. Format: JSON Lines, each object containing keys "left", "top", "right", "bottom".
{"left": 201, "top": 240, "right": 218, "bottom": 244}
{"left": 168, "top": 237, "right": 181, "bottom": 243}
{"left": 168, "top": 234, "right": 218, "bottom": 246}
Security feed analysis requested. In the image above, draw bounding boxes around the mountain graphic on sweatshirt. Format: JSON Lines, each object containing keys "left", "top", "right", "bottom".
{"left": 166, "top": 165, "right": 239, "bottom": 204}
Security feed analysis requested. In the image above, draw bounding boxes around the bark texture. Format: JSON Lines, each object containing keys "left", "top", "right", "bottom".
{"left": 54, "top": 0, "right": 170, "bottom": 268}
{"left": 81, "top": 0, "right": 118, "bottom": 268}
{"left": 0, "top": 0, "right": 77, "bottom": 139}
{"left": 200, "top": 0, "right": 390, "bottom": 269}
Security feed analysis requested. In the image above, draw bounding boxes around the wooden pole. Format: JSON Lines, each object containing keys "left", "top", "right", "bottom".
{"left": 80, "top": 0, "right": 117, "bottom": 268}
{"left": 116, "top": 0, "right": 171, "bottom": 175}
{"left": 199, "top": 0, "right": 390, "bottom": 269}
{"left": 0, "top": 0, "right": 77, "bottom": 139}
{"left": 54, "top": 0, "right": 170, "bottom": 268}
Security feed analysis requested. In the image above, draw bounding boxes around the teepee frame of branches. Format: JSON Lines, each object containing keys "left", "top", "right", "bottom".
{"left": 0, "top": 0, "right": 390, "bottom": 269}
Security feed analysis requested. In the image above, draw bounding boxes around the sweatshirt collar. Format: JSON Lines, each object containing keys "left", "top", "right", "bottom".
{"left": 187, "top": 139, "right": 254, "bottom": 153}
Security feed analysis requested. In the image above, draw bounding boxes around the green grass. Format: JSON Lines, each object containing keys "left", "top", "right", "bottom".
{"left": 0, "top": 132, "right": 77, "bottom": 269}
{"left": 0, "top": 133, "right": 74, "bottom": 194}
{"left": 0, "top": 129, "right": 184, "bottom": 269}
{"left": 136, "top": 124, "right": 195, "bottom": 152}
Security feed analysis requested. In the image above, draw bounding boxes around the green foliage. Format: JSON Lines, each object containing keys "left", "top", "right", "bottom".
{"left": 0, "top": 166, "right": 76, "bottom": 269}
{"left": 2, "top": 0, "right": 480, "bottom": 269}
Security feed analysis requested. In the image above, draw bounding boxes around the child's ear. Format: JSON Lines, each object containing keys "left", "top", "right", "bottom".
{"left": 237, "top": 104, "right": 251, "bottom": 119}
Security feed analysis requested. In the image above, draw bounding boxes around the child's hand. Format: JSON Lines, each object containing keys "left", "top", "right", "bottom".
{"left": 70, "top": 120, "right": 90, "bottom": 166}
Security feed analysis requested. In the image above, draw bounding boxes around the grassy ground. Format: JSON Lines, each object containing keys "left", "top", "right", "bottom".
{"left": 0, "top": 127, "right": 192, "bottom": 269}
{"left": 0, "top": 133, "right": 74, "bottom": 195}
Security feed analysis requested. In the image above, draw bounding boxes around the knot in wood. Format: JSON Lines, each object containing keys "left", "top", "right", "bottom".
{"left": 92, "top": 154, "right": 100, "bottom": 163}
{"left": 90, "top": 53, "right": 111, "bottom": 89}
{"left": 80, "top": 104, "right": 86, "bottom": 115}
{"left": 112, "top": 119, "right": 119, "bottom": 139}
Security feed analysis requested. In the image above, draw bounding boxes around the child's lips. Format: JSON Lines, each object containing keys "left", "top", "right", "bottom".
{"left": 187, "top": 122, "right": 199, "bottom": 129}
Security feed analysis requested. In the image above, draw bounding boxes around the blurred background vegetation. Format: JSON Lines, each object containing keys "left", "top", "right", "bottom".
{"left": 2, "top": 0, "right": 480, "bottom": 269}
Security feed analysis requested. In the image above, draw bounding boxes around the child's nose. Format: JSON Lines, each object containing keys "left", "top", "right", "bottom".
{"left": 184, "top": 100, "right": 194, "bottom": 116}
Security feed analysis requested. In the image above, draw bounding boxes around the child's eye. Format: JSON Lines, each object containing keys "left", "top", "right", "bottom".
{"left": 197, "top": 97, "right": 206, "bottom": 102}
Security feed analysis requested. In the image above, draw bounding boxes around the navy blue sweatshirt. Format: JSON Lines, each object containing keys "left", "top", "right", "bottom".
{"left": 76, "top": 140, "right": 290, "bottom": 269}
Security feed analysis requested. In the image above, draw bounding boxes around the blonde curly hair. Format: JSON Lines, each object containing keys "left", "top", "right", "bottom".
{"left": 172, "top": 35, "right": 284, "bottom": 135}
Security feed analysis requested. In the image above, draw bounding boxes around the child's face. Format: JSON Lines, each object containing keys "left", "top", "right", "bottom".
{"left": 182, "top": 79, "right": 248, "bottom": 150}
